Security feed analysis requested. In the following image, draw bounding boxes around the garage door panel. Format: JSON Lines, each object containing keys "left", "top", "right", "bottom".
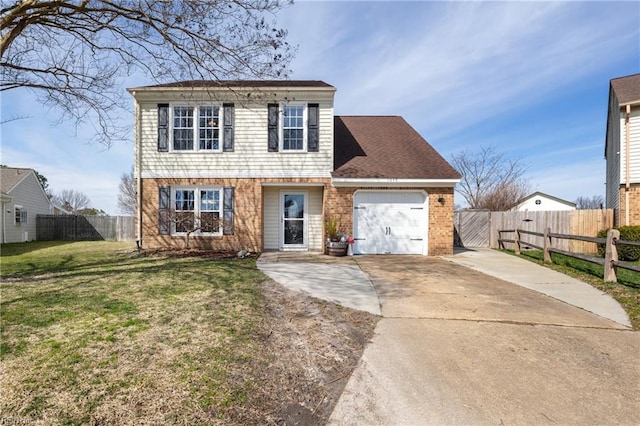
{"left": 354, "top": 191, "right": 428, "bottom": 255}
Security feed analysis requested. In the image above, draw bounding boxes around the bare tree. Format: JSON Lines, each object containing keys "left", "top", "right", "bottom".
{"left": 52, "top": 189, "right": 91, "bottom": 213}
{"left": 161, "top": 208, "right": 221, "bottom": 249}
{"left": 451, "top": 145, "right": 530, "bottom": 211}
{"left": 117, "top": 166, "right": 135, "bottom": 215}
{"left": 1, "top": 0, "right": 294, "bottom": 146}
{"left": 575, "top": 195, "right": 604, "bottom": 210}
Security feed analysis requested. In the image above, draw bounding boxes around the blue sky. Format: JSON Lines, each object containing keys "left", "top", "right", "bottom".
{"left": 1, "top": 0, "right": 639, "bottom": 213}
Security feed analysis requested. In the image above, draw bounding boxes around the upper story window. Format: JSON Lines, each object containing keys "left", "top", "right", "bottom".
{"left": 158, "top": 103, "right": 234, "bottom": 153}
{"left": 172, "top": 105, "right": 221, "bottom": 152}
{"left": 282, "top": 105, "right": 306, "bottom": 151}
{"left": 268, "top": 103, "right": 319, "bottom": 153}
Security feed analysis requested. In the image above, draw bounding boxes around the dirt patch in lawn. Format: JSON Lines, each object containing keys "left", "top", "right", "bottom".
{"left": 242, "top": 279, "right": 379, "bottom": 425}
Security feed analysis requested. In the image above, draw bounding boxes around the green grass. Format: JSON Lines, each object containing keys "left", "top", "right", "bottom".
{"left": 502, "top": 249, "right": 640, "bottom": 330}
{"left": 0, "top": 241, "right": 270, "bottom": 424}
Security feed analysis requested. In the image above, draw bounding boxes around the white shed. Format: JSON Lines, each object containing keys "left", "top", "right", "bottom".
{"left": 512, "top": 192, "right": 576, "bottom": 212}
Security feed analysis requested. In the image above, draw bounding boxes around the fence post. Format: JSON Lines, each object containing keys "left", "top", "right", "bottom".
{"left": 514, "top": 230, "right": 520, "bottom": 255}
{"left": 604, "top": 229, "right": 619, "bottom": 283}
{"left": 543, "top": 227, "right": 552, "bottom": 263}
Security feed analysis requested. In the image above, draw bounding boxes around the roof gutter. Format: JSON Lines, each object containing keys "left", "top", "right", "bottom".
{"left": 331, "top": 177, "right": 460, "bottom": 188}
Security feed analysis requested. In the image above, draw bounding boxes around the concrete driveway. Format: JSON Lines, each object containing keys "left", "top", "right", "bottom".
{"left": 329, "top": 256, "right": 640, "bottom": 425}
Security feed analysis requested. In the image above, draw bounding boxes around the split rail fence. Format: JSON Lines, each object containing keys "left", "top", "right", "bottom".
{"left": 36, "top": 215, "right": 135, "bottom": 241}
{"left": 498, "top": 228, "right": 640, "bottom": 283}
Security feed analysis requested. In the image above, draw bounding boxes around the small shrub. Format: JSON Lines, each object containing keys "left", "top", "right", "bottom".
{"left": 596, "top": 228, "right": 608, "bottom": 257}
{"left": 326, "top": 217, "right": 340, "bottom": 241}
{"left": 597, "top": 226, "right": 640, "bottom": 261}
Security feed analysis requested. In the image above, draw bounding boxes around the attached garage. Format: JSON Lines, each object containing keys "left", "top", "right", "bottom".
{"left": 353, "top": 191, "right": 428, "bottom": 255}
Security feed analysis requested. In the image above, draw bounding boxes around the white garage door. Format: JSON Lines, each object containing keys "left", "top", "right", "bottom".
{"left": 353, "top": 191, "right": 428, "bottom": 255}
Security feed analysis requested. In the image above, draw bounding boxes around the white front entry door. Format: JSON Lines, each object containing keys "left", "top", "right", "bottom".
{"left": 280, "top": 191, "right": 308, "bottom": 250}
{"left": 354, "top": 191, "right": 428, "bottom": 255}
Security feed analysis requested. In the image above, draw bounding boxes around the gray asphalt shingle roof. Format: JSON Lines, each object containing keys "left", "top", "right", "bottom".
{"left": 333, "top": 116, "right": 461, "bottom": 180}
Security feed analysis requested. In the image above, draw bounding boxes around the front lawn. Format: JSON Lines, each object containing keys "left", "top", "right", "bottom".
{"left": 502, "top": 249, "right": 640, "bottom": 330}
{"left": 0, "top": 242, "right": 272, "bottom": 424}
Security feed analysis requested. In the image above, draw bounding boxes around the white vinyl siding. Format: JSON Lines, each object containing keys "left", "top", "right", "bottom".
{"left": 620, "top": 107, "right": 640, "bottom": 184}
{"left": 263, "top": 186, "right": 323, "bottom": 251}
{"left": 134, "top": 91, "right": 334, "bottom": 179}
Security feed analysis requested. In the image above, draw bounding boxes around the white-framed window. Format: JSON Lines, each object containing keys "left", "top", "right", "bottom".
{"left": 14, "top": 205, "right": 27, "bottom": 225}
{"left": 172, "top": 187, "right": 222, "bottom": 235}
{"left": 171, "top": 105, "right": 222, "bottom": 152}
{"left": 281, "top": 104, "right": 307, "bottom": 151}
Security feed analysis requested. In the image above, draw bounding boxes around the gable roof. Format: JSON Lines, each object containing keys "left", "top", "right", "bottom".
{"left": 129, "top": 80, "right": 335, "bottom": 90}
{"left": 0, "top": 167, "right": 34, "bottom": 193}
{"left": 515, "top": 191, "right": 576, "bottom": 208}
{"left": 332, "top": 116, "right": 461, "bottom": 180}
{"left": 610, "top": 73, "right": 640, "bottom": 106}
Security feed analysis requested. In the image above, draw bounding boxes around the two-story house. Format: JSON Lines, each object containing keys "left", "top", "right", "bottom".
{"left": 605, "top": 73, "right": 640, "bottom": 226}
{"left": 128, "top": 80, "right": 461, "bottom": 255}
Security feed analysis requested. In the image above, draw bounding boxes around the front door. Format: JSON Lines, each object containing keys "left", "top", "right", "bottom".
{"left": 281, "top": 191, "right": 307, "bottom": 250}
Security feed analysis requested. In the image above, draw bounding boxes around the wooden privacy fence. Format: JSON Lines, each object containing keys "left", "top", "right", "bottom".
{"left": 36, "top": 215, "right": 135, "bottom": 241}
{"left": 498, "top": 228, "right": 640, "bottom": 283}
{"left": 455, "top": 209, "right": 613, "bottom": 254}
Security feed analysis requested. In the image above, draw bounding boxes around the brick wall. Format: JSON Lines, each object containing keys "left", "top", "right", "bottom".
{"left": 140, "top": 177, "right": 331, "bottom": 251}
{"left": 140, "top": 178, "right": 263, "bottom": 251}
{"left": 324, "top": 186, "right": 456, "bottom": 256}
{"left": 427, "top": 189, "right": 455, "bottom": 256}
{"left": 140, "top": 179, "right": 456, "bottom": 255}
{"left": 618, "top": 184, "right": 640, "bottom": 226}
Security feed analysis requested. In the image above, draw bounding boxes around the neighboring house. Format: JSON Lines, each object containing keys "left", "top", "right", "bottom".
{"left": 511, "top": 192, "right": 576, "bottom": 212}
{"left": 52, "top": 202, "right": 73, "bottom": 215}
{"left": 128, "top": 80, "right": 461, "bottom": 255}
{"left": 0, "top": 167, "right": 52, "bottom": 243}
{"left": 605, "top": 73, "right": 640, "bottom": 226}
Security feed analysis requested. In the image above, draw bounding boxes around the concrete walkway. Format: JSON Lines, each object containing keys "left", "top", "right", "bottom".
{"left": 257, "top": 251, "right": 381, "bottom": 315}
{"left": 258, "top": 249, "right": 631, "bottom": 328}
{"left": 257, "top": 250, "right": 639, "bottom": 425}
{"left": 447, "top": 248, "right": 632, "bottom": 328}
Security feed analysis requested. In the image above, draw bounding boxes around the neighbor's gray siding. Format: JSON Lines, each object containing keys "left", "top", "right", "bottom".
{"left": 3, "top": 171, "right": 52, "bottom": 243}
{"left": 605, "top": 90, "right": 621, "bottom": 212}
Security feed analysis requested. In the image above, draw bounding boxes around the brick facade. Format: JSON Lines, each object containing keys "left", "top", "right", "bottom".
{"left": 140, "top": 179, "right": 456, "bottom": 255}
{"left": 323, "top": 185, "right": 456, "bottom": 256}
{"left": 618, "top": 184, "right": 640, "bottom": 226}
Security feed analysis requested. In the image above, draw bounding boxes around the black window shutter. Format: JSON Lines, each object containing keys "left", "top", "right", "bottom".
{"left": 307, "top": 103, "right": 319, "bottom": 152}
{"left": 223, "top": 103, "right": 234, "bottom": 152}
{"left": 157, "top": 104, "right": 169, "bottom": 152}
{"left": 158, "top": 186, "right": 171, "bottom": 234}
{"left": 267, "top": 104, "right": 279, "bottom": 152}
{"left": 223, "top": 187, "right": 234, "bottom": 235}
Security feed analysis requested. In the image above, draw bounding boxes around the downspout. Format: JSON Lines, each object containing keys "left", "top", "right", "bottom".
{"left": 624, "top": 104, "right": 630, "bottom": 226}
{"left": 134, "top": 95, "right": 144, "bottom": 248}
{"left": 1, "top": 201, "right": 6, "bottom": 244}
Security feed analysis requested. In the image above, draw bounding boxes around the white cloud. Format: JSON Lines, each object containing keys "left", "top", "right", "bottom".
{"left": 526, "top": 158, "right": 606, "bottom": 202}
{"left": 1, "top": 0, "right": 637, "bottom": 217}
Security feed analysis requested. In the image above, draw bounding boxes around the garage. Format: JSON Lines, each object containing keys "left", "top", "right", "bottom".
{"left": 353, "top": 191, "right": 428, "bottom": 255}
